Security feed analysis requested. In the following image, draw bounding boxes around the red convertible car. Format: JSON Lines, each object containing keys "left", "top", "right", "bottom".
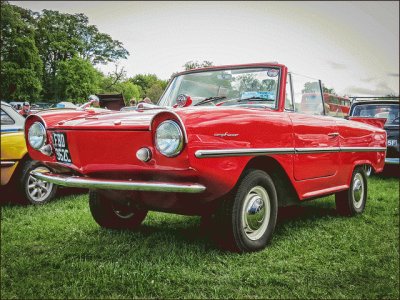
{"left": 25, "top": 63, "right": 386, "bottom": 252}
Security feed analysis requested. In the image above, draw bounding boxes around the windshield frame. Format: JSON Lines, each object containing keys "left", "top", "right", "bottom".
{"left": 158, "top": 65, "right": 283, "bottom": 110}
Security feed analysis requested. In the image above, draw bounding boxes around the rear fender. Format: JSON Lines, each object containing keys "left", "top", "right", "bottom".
{"left": 348, "top": 117, "right": 386, "bottom": 129}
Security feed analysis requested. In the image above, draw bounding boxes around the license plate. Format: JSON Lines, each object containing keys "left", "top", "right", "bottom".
{"left": 388, "top": 140, "right": 398, "bottom": 147}
{"left": 52, "top": 132, "right": 72, "bottom": 163}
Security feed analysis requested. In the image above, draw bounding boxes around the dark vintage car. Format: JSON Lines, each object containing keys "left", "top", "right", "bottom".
{"left": 25, "top": 63, "right": 387, "bottom": 252}
{"left": 349, "top": 97, "right": 399, "bottom": 172}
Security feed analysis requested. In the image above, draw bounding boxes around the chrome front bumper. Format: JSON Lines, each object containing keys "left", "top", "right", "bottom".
{"left": 385, "top": 158, "right": 400, "bottom": 165}
{"left": 31, "top": 171, "right": 206, "bottom": 193}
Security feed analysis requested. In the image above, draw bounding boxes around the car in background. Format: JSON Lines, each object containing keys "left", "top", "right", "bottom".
{"left": 31, "top": 102, "right": 53, "bottom": 110}
{"left": 55, "top": 102, "right": 78, "bottom": 109}
{"left": 25, "top": 63, "right": 387, "bottom": 252}
{"left": 349, "top": 97, "right": 399, "bottom": 172}
{"left": 1, "top": 101, "right": 57, "bottom": 205}
{"left": 9, "top": 101, "right": 24, "bottom": 110}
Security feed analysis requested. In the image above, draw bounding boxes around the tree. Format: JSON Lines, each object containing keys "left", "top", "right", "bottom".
{"left": 1, "top": 62, "right": 42, "bottom": 101}
{"left": 101, "top": 64, "right": 127, "bottom": 91}
{"left": 129, "top": 74, "right": 168, "bottom": 99}
{"left": 54, "top": 56, "right": 102, "bottom": 103}
{"left": 183, "top": 60, "right": 214, "bottom": 71}
{"left": 323, "top": 86, "right": 336, "bottom": 95}
{"left": 34, "top": 9, "right": 129, "bottom": 99}
{"left": 302, "top": 81, "right": 321, "bottom": 94}
{"left": 0, "top": 2, "right": 43, "bottom": 101}
{"left": 116, "top": 81, "right": 141, "bottom": 104}
{"left": 145, "top": 83, "right": 164, "bottom": 103}
{"left": 99, "top": 65, "right": 141, "bottom": 104}
{"left": 1, "top": 2, "right": 130, "bottom": 101}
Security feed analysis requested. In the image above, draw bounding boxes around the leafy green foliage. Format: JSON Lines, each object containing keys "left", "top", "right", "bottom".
{"left": 1, "top": 2, "right": 129, "bottom": 101}
{"left": 145, "top": 83, "right": 165, "bottom": 102}
{"left": 130, "top": 74, "right": 168, "bottom": 101}
{"left": 323, "top": 86, "right": 336, "bottom": 95}
{"left": 1, "top": 62, "right": 42, "bottom": 101}
{"left": 183, "top": 60, "right": 214, "bottom": 71}
{"left": 0, "top": 1, "right": 43, "bottom": 101}
{"left": 302, "top": 81, "right": 337, "bottom": 95}
{"left": 35, "top": 9, "right": 129, "bottom": 99}
{"left": 302, "top": 81, "right": 321, "bottom": 94}
{"left": 1, "top": 175, "right": 398, "bottom": 298}
{"left": 54, "top": 56, "right": 102, "bottom": 103}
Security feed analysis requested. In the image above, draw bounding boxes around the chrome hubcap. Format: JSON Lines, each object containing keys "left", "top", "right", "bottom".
{"left": 352, "top": 173, "right": 364, "bottom": 209}
{"left": 27, "top": 166, "right": 53, "bottom": 202}
{"left": 112, "top": 201, "right": 135, "bottom": 219}
{"left": 242, "top": 186, "right": 271, "bottom": 240}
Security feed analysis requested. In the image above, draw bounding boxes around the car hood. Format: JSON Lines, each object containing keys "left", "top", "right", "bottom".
{"left": 49, "top": 109, "right": 165, "bottom": 130}
{"left": 48, "top": 106, "right": 278, "bottom": 131}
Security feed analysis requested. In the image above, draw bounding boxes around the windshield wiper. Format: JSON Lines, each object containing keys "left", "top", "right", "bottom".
{"left": 194, "top": 96, "right": 226, "bottom": 106}
{"left": 237, "top": 96, "right": 275, "bottom": 102}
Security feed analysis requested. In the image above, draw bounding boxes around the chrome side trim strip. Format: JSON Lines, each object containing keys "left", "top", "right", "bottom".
{"left": 195, "top": 146, "right": 387, "bottom": 158}
{"left": 340, "top": 147, "right": 387, "bottom": 152}
{"left": 0, "top": 161, "right": 16, "bottom": 167}
{"left": 195, "top": 148, "right": 295, "bottom": 158}
{"left": 30, "top": 171, "right": 206, "bottom": 193}
{"left": 385, "top": 158, "right": 399, "bottom": 165}
{"left": 295, "top": 147, "right": 341, "bottom": 154}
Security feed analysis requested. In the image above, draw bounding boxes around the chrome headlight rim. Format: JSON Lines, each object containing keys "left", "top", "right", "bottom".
{"left": 155, "top": 120, "right": 184, "bottom": 157}
{"left": 28, "top": 122, "right": 47, "bottom": 150}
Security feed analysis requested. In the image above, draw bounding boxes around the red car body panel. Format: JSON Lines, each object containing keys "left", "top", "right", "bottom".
{"left": 25, "top": 63, "right": 387, "bottom": 214}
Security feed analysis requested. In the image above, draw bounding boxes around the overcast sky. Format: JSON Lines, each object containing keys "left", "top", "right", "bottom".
{"left": 12, "top": 1, "right": 399, "bottom": 96}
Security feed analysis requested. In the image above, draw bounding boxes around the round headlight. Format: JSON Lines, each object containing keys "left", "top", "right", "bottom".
{"left": 155, "top": 120, "right": 183, "bottom": 157}
{"left": 28, "top": 122, "right": 46, "bottom": 150}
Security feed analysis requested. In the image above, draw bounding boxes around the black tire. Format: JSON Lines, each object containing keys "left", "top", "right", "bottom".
{"left": 335, "top": 166, "right": 367, "bottom": 216}
{"left": 17, "top": 160, "right": 57, "bottom": 205}
{"left": 89, "top": 190, "right": 148, "bottom": 230}
{"left": 215, "top": 169, "right": 278, "bottom": 253}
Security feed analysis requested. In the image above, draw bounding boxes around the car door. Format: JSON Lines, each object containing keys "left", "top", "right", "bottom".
{"left": 288, "top": 73, "right": 340, "bottom": 180}
{"left": 289, "top": 114, "right": 340, "bottom": 180}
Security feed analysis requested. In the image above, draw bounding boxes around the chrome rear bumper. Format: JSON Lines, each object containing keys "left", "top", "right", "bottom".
{"left": 385, "top": 158, "right": 399, "bottom": 165}
{"left": 31, "top": 171, "right": 206, "bottom": 193}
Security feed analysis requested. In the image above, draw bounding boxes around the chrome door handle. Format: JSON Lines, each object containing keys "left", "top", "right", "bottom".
{"left": 328, "top": 132, "right": 339, "bottom": 137}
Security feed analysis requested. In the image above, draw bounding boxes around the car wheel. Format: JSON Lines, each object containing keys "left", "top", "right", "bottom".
{"left": 89, "top": 190, "right": 148, "bottom": 229}
{"left": 335, "top": 166, "right": 367, "bottom": 216}
{"left": 215, "top": 169, "right": 278, "bottom": 252}
{"left": 19, "top": 160, "right": 57, "bottom": 205}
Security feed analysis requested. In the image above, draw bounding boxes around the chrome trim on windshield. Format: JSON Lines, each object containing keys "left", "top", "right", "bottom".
{"left": 195, "top": 146, "right": 387, "bottom": 158}
{"left": 30, "top": 171, "right": 206, "bottom": 193}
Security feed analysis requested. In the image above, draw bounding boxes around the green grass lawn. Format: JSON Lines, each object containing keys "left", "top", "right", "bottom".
{"left": 1, "top": 175, "right": 399, "bottom": 299}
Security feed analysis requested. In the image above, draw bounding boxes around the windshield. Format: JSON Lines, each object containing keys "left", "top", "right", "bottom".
{"left": 159, "top": 67, "right": 280, "bottom": 108}
{"left": 352, "top": 103, "right": 399, "bottom": 125}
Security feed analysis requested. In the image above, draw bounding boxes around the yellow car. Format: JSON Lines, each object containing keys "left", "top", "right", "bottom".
{"left": 1, "top": 101, "right": 57, "bottom": 204}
